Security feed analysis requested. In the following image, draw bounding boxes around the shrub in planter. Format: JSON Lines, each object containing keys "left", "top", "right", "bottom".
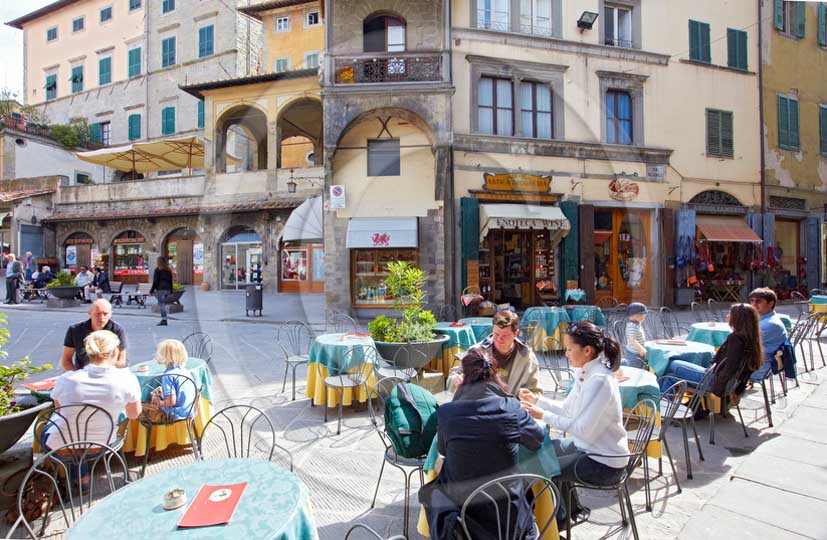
{"left": 46, "top": 271, "right": 76, "bottom": 288}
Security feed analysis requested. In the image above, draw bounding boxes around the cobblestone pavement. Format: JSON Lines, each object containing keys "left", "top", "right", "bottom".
{"left": 1, "top": 298, "right": 824, "bottom": 540}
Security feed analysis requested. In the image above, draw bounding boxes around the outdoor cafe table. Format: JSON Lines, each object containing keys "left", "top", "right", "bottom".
{"left": 563, "top": 305, "right": 606, "bottom": 326}
{"left": 305, "top": 333, "right": 377, "bottom": 407}
{"left": 457, "top": 317, "right": 493, "bottom": 343}
{"left": 645, "top": 340, "right": 717, "bottom": 377}
{"left": 66, "top": 458, "right": 318, "bottom": 540}
{"left": 521, "top": 306, "right": 570, "bottom": 351}
{"left": 687, "top": 322, "right": 732, "bottom": 348}
{"left": 430, "top": 322, "right": 478, "bottom": 377}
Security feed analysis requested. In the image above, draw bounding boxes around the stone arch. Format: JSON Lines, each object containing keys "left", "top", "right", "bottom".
{"left": 362, "top": 10, "right": 407, "bottom": 52}
{"left": 217, "top": 225, "right": 265, "bottom": 290}
{"left": 215, "top": 104, "right": 270, "bottom": 173}
{"left": 331, "top": 106, "right": 436, "bottom": 155}
{"left": 276, "top": 96, "right": 324, "bottom": 168}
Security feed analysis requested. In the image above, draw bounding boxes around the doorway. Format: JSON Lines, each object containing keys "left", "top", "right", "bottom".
{"left": 479, "top": 229, "right": 556, "bottom": 310}
{"left": 165, "top": 228, "right": 203, "bottom": 285}
{"left": 593, "top": 208, "right": 651, "bottom": 304}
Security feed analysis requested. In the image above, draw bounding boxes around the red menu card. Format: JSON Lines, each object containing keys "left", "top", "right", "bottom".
{"left": 23, "top": 378, "right": 57, "bottom": 392}
{"left": 346, "top": 333, "right": 371, "bottom": 338}
{"left": 177, "top": 483, "right": 247, "bottom": 528}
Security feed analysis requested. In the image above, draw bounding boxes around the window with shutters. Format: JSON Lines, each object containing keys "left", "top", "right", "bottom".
{"left": 199, "top": 25, "right": 214, "bottom": 57}
{"left": 606, "top": 90, "right": 632, "bottom": 145}
{"left": 197, "top": 100, "right": 205, "bottom": 129}
{"left": 46, "top": 26, "right": 58, "bottom": 42}
{"left": 727, "top": 28, "right": 747, "bottom": 70}
{"left": 819, "top": 3, "right": 827, "bottom": 47}
{"left": 161, "top": 37, "right": 176, "bottom": 67}
{"left": 45, "top": 74, "right": 57, "bottom": 100}
{"left": 129, "top": 0, "right": 141, "bottom": 11}
{"left": 162, "top": 106, "right": 176, "bottom": 135}
{"left": 706, "top": 109, "right": 733, "bottom": 158}
{"left": 777, "top": 95, "right": 800, "bottom": 150}
{"left": 128, "top": 47, "right": 141, "bottom": 77}
{"left": 71, "top": 65, "right": 84, "bottom": 94}
{"left": 367, "top": 139, "right": 400, "bottom": 176}
{"left": 162, "top": 0, "right": 175, "bottom": 14}
{"left": 128, "top": 114, "right": 141, "bottom": 141}
{"left": 99, "top": 56, "right": 112, "bottom": 85}
{"left": 519, "top": 81, "right": 553, "bottom": 139}
{"left": 273, "top": 57, "right": 289, "bottom": 73}
{"left": 72, "top": 16, "right": 84, "bottom": 33}
{"left": 688, "top": 20, "right": 711, "bottom": 63}
{"left": 478, "top": 76, "right": 514, "bottom": 136}
{"left": 775, "top": 0, "right": 806, "bottom": 37}
{"left": 100, "top": 6, "right": 112, "bottom": 23}
{"left": 820, "top": 105, "right": 827, "bottom": 155}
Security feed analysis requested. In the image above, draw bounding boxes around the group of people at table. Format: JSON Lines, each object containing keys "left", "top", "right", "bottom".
{"left": 421, "top": 287, "right": 790, "bottom": 539}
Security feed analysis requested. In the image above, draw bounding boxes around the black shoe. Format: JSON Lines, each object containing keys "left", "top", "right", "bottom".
{"left": 693, "top": 407, "right": 710, "bottom": 421}
{"left": 157, "top": 320, "right": 168, "bottom": 326}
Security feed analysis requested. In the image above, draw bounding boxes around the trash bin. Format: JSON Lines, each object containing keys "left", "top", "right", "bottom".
{"left": 245, "top": 284, "right": 263, "bottom": 317}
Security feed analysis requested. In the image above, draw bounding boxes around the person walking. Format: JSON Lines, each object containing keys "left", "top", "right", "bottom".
{"left": 4, "top": 253, "right": 23, "bottom": 304}
{"left": 150, "top": 256, "right": 174, "bottom": 326}
{"left": 24, "top": 251, "right": 34, "bottom": 282}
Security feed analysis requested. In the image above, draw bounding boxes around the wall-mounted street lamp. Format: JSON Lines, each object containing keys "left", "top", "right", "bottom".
{"left": 577, "top": 11, "right": 599, "bottom": 30}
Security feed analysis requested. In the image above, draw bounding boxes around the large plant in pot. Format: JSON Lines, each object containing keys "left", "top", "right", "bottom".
{"left": 0, "top": 314, "right": 52, "bottom": 455}
{"left": 46, "top": 270, "right": 81, "bottom": 299}
{"left": 367, "top": 261, "right": 449, "bottom": 369}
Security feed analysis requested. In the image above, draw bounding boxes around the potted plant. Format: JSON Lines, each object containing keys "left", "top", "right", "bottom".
{"left": 165, "top": 284, "right": 186, "bottom": 305}
{"left": 0, "top": 314, "right": 52, "bottom": 455}
{"left": 367, "top": 261, "right": 449, "bottom": 367}
{"left": 46, "top": 271, "right": 80, "bottom": 300}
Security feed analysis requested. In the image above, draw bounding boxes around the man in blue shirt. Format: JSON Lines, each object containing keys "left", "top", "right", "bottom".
{"left": 748, "top": 288, "right": 788, "bottom": 372}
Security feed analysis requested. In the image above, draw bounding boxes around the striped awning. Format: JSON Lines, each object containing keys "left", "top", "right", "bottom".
{"left": 696, "top": 216, "right": 762, "bottom": 243}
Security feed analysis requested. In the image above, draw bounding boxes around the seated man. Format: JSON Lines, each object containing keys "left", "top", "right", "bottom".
{"left": 74, "top": 266, "right": 95, "bottom": 302}
{"left": 449, "top": 310, "right": 543, "bottom": 397}
{"left": 33, "top": 265, "right": 55, "bottom": 289}
{"left": 748, "top": 287, "right": 789, "bottom": 375}
{"left": 61, "top": 299, "right": 127, "bottom": 371}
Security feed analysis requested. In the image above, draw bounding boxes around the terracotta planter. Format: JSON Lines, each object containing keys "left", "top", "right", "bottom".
{"left": 0, "top": 401, "right": 52, "bottom": 455}
{"left": 47, "top": 286, "right": 80, "bottom": 300}
{"left": 373, "top": 334, "right": 450, "bottom": 367}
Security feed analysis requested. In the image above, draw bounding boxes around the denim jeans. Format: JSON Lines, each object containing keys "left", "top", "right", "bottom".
{"left": 621, "top": 357, "right": 644, "bottom": 368}
{"left": 156, "top": 290, "right": 170, "bottom": 320}
{"left": 660, "top": 360, "right": 712, "bottom": 393}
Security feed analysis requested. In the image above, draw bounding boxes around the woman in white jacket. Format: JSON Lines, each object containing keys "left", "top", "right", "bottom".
{"left": 519, "top": 321, "right": 628, "bottom": 525}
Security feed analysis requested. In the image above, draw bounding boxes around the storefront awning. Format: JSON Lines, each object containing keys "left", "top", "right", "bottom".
{"left": 282, "top": 196, "right": 323, "bottom": 243}
{"left": 696, "top": 216, "right": 762, "bottom": 243}
{"left": 479, "top": 204, "right": 571, "bottom": 244}
{"left": 346, "top": 217, "right": 418, "bottom": 248}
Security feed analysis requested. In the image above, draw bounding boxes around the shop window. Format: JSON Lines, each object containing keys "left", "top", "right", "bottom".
{"left": 367, "top": 139, "right": 400, "bottom": 176}
{"left": 199, "top": 25, "right": 214, "bottom": 58}
{"left": 688, "top": 19, "right": 711, "bottom": 63}
{"left": 777, "top": 95, "right": 800, "bottom": 150}
{"left": 726, "top": 28, "right": 748, "bottom": 70}
{"left": 774, "top": 0, "right": 806, "bottom": 37}
{"left": 45, "top": 74, "right": 57, "bottom": 100}
{"left": 363, "top": 14, "right": 406, "bottom": 52}
{"left": 478, "top": 76, "right": 514, "bottom": 136}
{"left": 312, "top": 247, "right": 325, "bottom": 281}
{"left": 99, "top": 56, "right": 112, "bottom": 85}
{"left": 64, "top": 232, "right": 97, "bottom": 269}
{"left": 706, "top": 109, "right": 733, "bottom": 158}
{"left": 281, "top": 249, "right": 309, "bottom": 281}
{"left": 477, "top": 0, "right": 510, "bottom": 32}
{"left": 221, "top": 228, "right": 262, "bottom": 290}
{"left": 352, "top": 249, "right": 417, "bottom": 306}
{"left": 519, "top": 81, "right": 552, "bottom": 139}
{"left": 161, "top": 36, "right": 176, "bottom": 67}
{"left": 606, "top": 90, "right": 632, "bottom": 145}
{"left": 113, "top": 231, "right": 148, "bottom": 282}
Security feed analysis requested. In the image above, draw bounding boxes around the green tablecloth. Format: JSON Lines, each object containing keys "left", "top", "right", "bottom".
{"left": 809, "top": 295, "right": 827, "bottom": 305}
{"left": 66, "top": 458, "right": 318, "bottom": 540}
{"left": 617, "top": 366, "right": 661, "bottom": 410}
{"left": 687, "top": 322, "right": 732, "bottom": 348}
{"left": 131, "top": 357, "right": 212, "bottom": 402}
{"left": 433, "top": 322, "right": 478, "bottom": 350}
{"left": 458, "top": 317, "right": 493, "bottom": 343}
{"left": 564, "top": 305, "right": 606, "bottom": 326}
{"left": 521, "top": 307, "right": 570, "bottom": 337}
{"left": 309, "top": 333, "right": 376, "bottom": 371}
{"left": 645, "top": 340, "right": 716, "bottom": 377}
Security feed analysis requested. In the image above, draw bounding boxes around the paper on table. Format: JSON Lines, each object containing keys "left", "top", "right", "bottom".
{"left": 656, "top": 339, "right": 688, "bottom": 346}
{"left": 449, "top": 322, "right": 466, "bottom": 327}
{"left": 23, "top": 378, "right": 57, "bottom": 392}
{"left": 177, "top": 483, "right": 247, "bottom": 528}
{"left": 346, "top": 333, "right": 371, "bottom": 338}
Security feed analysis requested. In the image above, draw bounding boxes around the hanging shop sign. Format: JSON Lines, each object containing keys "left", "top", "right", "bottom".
{"left": 113, "top": 236, "right": 145, "bottom": 244}
{"left": 483, "top": 173, "right": 551, "bottom": 193}
{"left": 330, "top": 185, "right": 346, "bottom": 209}
{"left": 609, "top": 178, "right": 640, "bottom": 201}
{"left": 65, "top": 237, "right": 94, "bottom": 245}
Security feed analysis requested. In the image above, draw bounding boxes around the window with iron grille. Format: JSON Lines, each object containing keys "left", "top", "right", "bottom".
{"left": 367, "top": 140, "right": 400, "bottom": 176}
{"left": 706, "top": 109, "right": 734, "bottom": 158}
{"left": 477, "top": 0, "right": 510, "bottom": 32}
{"left": 478, "top": 76, "right": 513, "bottom": 136}
{"left": 604, "top": 4, "right": 632, "bottom": 47}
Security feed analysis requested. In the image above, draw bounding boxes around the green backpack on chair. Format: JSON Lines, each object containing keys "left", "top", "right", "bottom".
{"left": 383, "top": 382, "right": 439, "bottom": 459}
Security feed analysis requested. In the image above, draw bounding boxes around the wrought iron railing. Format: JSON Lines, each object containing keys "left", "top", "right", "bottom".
{"left": 333, "top": 52, "right": 443, "bottom": 84}
{"left": 604, "top": 37, "right": 635, "bottom": 49}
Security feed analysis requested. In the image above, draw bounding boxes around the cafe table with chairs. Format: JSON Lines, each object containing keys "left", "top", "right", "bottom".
{"left": 305, "top": 333, "right": 378, "bottom": 407}
{"left": 520, "top": 306, "right": 571, "bottom": 352}
{"left": 457, "top": 316, "right": 494, "bottom": 343}
{"left": 645, "top": 339, "right": 717, "bottom": 377}
{"left": 429, "top": 322, "right": 477, "bottom": 377}
{"left": 686, "top": 321, "right": 732, "bottom": 348}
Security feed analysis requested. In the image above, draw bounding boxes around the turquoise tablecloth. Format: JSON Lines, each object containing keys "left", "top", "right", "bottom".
{"left": 458, "top": 317, "right": 494, "bottom": 343}
{"left": 66, "top": 459, "right": 317, "bottom": 540}
{"left": 778, "top": 313, "right": 793, "bottom": 333}
{"left": 564, "top": 289, "right": 586, "bottom": 302}
{"left": 309, "top": 333, "right": 376, "bottom": 370}
{"left": 687, "top": 322, "right": 732, "bottom": 348}
{"left": 433, "top": 322, "right": 477, "bottom": 350}
{"left": 131, "top": 357, "right": 212, "bottom": 401}
{"left": 645, "top": 340, "right": 716, "bottom": 377}
{"left": 618, "top": 366, "right": 661, "bottom": 410}
{"left": 521, "top": 307, "right": 570, "bottom": 336}
{"left": 809, "top": 295, "right": 827, "bottom": 305}
{"left": 564, "top": 305, "right": 606, "bottom": 326}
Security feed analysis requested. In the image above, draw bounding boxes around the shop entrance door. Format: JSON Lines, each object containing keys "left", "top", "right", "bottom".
{"left": 175, "top": 239, "right": 194, "bottom": 284}
{"left": 481, "top": 229, "right": 555, "bottom": 310}
{"left": 593, "top": 209, "right": 651, "bottom": 304}
{"left": 246, "top": 248, "right": 263, "bottom": 284}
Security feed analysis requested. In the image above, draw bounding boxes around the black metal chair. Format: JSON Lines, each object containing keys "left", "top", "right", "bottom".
{"left": 277, "top": 320, "right": 315, "bottom": 401}
{"left": 657, "top": 370, "right": 711, "bottom": 480}
{"left": 138, "top": 373, "right": 201, "bottom": 478}
{"left": 642, "top": 309, "right": 663, "bottom": 340}
{"left": 565, "top": 399, "right": 658, "bottom": 540}
{"left": 458, "top": 473, "right": 559, "bottom": 540}
{"left": 707, "top": 299, "right": 728, "bottom": 323}
{"left": 9, "top": 441, "right": 130, "bottom": 540}
{"left": 345, "top": 523, "right": 407, "bottom": 540}
{"left": 326, "top": 311, "right": 358, "bottom": 334}
{"left": 613, "top": 319, "right": 628, "bottom": 348}
{"left": 659, "top": 306, "right": 689, "bottom": 339}
{"left": 197, "top": 404, "right": 292, "bottom": 470}
{"left": 319, "top": 346, "right": 376, "bottom": 435}
{"left": 437, "top": 304, "right": 460, "bottom": 322}
{"left": 367, "top": 376, "right": 427, "bottom": 539}
{"left": 182, "top": 332, "right": 214, "bottom": 364}
{"left": 539, "top": 337, "right": 574, "bottom": 395}
{"left": 377, "top": 346, "right": 424, "bottom": 383}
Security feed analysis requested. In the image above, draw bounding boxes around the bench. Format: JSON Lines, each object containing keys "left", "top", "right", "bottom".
{"left": 21, "top": 282, "right": 48, "bottom": 304}
{"left": 109, "top": 281, "right": 125, "bottom": 306}
{"left": 127, "top": 283, "right": 153, "bottom": 308}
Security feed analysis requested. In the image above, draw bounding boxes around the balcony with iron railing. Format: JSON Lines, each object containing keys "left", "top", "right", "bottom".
{"left": 604, "top": 37, "right": 636, "bottom": 49}
{"left": 476, "top": 10, "right": 554, "bottom": 39}
{"left": 329, "top": 51, "right": 448, "bottom": 86}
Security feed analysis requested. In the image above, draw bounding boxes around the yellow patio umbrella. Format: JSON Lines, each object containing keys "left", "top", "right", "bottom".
{"left": 76, "top": 136, "right": 206, "bottom": 173}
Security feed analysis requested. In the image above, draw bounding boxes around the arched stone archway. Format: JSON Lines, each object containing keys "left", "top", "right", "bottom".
{"left": 217, "top": 225, "right": 264, "bottom": 290}
{"left": 111, "top": 229, "right": 149, "bottom": 283}
{"left": 276, "top": 97, "right": 324, "bottom": 168}
{"left": 215, "top": 105, "right": 269, "bottom": 173}
{"left": 688, "top": 190, "right": 743, "bottom": 207}
{"left": 162, "top": 227, "right": 203, "bottom": 285}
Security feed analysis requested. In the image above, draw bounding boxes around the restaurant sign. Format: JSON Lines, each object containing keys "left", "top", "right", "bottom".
{"left": 113, "top": 236, "right": 146, "bottom": 244}
{"left": 609, "top": 178, "right": 640, "bottom": 201}
{"left": 483, "top": 173, "right": 551, "bottom": 193}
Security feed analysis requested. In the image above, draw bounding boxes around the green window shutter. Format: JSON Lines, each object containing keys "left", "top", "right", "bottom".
{"left": 45, "top": 74, "right": 57, "bottom": 100}
{"left": 128, "top": 114, "right": 141, "bottom": 141}
{"left": 459, "top": 197, "right": 480, "bottom": 290}
{"left": 701, "top": 22, "right": 711, "bottom": 62}
{"left": 738, "top": 30, "right": 748, "bottom": 70}
{"left": 795, "top": 1, "right": 806, "bottom": 37}
{"left": 197, "top": 100, "right": 205, "bottom": 129}
{"left": 721, "top": 111, "right": 734, "bottom": 157}
{"left": 727, "top": 28, "right": 736, "bottom": 68}
{"left": 819, "top": 3, "right": 826, "bottom": 46}
{"left": 162, "top": 107, "right": 175, "bottom": 135}
{"left": 89, "top": 123, "right": 101, "bottom": 144}
{"left": 199, "top": 26, "right": 214, "bottom": 58}
{"left": 790, "top": 99, "right": 800, "bottom": 148}
{"left": 774, "top": 0, "right": 785, "bottom": 30}
{"left": 128, "top": 48, "right": 141, "bottom": 77}
{"left": 559, "top": 200, "right": 579, "bottom": 293}
{"left": 98, "top": 57, "right": 111, "bottom": 85}
{"left": 820, "top": 107, "right": 827, "bottom": 154}
{"left": 689, "top": 20, "right": 700, "bottom": 60}
{"left": 778, "top": 96, "right": 789, "bottom": 148}
{"left": 71, "top": 65, "right": 83, "bottom": 93}
{"left": 707, "top": 110, "right": 720, "bottom": 156}
{"left": 161, "top": 37, "right": 176, "bottom": 67}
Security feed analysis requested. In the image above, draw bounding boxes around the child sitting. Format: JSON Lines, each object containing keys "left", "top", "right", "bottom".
{"left": 142, "top": 339, "right": 196, "bottom": 423}
{"left": 623, "top": 303, "right": 648, "bottom": 368}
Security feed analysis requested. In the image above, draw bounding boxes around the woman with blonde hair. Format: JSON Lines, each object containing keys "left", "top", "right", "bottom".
{"left": 142, "top": 339, "right": 195, "bottom": 422}
{"left": 43, "top": 330, "right": 142, "bottom": 449}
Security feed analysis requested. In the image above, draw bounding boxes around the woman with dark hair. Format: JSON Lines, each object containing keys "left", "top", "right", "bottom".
{"left": 150, "top": 256, "right": 174, "bottom": 326}
{"left": 660, "top": 303, "right": 764, "bottom": 408}
{"left": 423, "top": 348, "right": 544, "bottom": 540}
{"left": 519, "top": 321, "right": 628, "bottom": 524}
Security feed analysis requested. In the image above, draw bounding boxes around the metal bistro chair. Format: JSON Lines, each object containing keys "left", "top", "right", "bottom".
{"left": 377, "top": 346, "right": 425, "bottom": 383}
{"left": 642, "top": 309, "right": 664, "bottom": 340}
{"left": 707, "top": 299, "right": 728, "bottom": 323}
{"left": 197, "top": 404, "right": 293, "bottom": 471}
{"left": 182, "top": 332, "right": 214, "bottom": 364}
{"left": 459, "top": 473, "right": 559, "bottom": 540}
{"left": 565, "top": 399, "right": 658, "bottom": 540}
{"left": 790, "top": 313, "right": 813, "bottom": 374}
{"left": 138, "top": 373, "right": 201, "bottom": 478}
{"left": 789, "top": 290, "right": 808, "bottom": 315}
{"left": 539, "top": 337, "right": 575, "bottom": 395}
{"left": 345, "top": 523, "right": 407, "bottom": 540}
{"left": 326, "top": 311, "right": 358, "bottom": 334}
{"left": 277, "top": 320, "right": 315, "bottom": 401}
{"left": 34, "top": 404, "right": 119, "bottom": 452}
{"left": 8, "top": 441, "right": 130, "bottom": 540}
{"left": 367, "top": 376, "right": 427, "bottom": 538}
{"left": 802, "top": 312, "right": 827, "bottom": 371}
{"left": 524, "top": 320, "right": 542, "bottom": 351}
{"left": 319, "top": 345, "right": 376, "bottom": 435}
{"left": 659, "top": 306, "right": 690, "bottom": 339}
{"left": 596, "top": 296, "right": 620, "bottom": 309}
{"left": 613, "top": 319, "right": 628, "bottom": 349}
{"left": 690, "top": 301, "right": 709, "bottom": 324}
